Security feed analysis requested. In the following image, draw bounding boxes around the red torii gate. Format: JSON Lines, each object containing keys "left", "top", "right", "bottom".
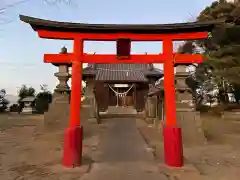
{"left": 20, "top": 15, "right": 218, "bottom": 168}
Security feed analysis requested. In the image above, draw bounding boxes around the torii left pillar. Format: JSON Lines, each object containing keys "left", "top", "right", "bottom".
{"left": 62, "top": 39, "right": 83, "bottom": 167}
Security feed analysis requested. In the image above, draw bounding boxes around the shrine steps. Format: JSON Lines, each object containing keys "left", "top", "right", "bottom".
{"left": 106, "top": 106, "right": 137, "bottom": 114}
{"left": 99, "top": 106, "right": 141, "bottom": 119}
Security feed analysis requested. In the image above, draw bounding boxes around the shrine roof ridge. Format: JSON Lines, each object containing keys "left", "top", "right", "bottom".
{"left": 19, "top": 15, "right": 222, "bottom": 34}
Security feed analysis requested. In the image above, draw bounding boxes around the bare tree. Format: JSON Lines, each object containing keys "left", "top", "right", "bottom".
{"left": 0, "top": 0, "right": 76, "bottom": 26}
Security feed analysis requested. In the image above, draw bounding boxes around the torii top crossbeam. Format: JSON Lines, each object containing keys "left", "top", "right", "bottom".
{"left": 19, "top": 15, "right": 220, "bottom": 127}
{"left": 20, "top": 15, "right": 219, "bottom": 40}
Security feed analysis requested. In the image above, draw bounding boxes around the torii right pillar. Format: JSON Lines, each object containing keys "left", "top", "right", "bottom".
{"left": 162, "top": 46, "right": 206, "bottom": 167}
{"left": 162, "top": 39, "right": 184, "bottom": 167}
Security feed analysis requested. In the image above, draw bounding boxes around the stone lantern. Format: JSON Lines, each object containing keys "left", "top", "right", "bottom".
{"left": 52, "top": 46, "right": 71, "bottom": 94}
{"left": 44, "top": 46, "right": 72, "bottom": 129}
{"left": 175, "top": 64, "right": 206, "bottom": 145}
{"left": 175, "top": 65, "right": 194, "bottom": 110}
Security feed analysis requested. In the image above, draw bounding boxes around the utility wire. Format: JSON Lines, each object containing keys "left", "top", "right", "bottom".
{"left": 0, "top": 0, "right": 33, "bottom": 11}
{"left": 0, "top": 0, "right": 75, "bottom": 27}
{"left": 0, "top": 61, "right": 50, "bottom": 65}
{"left": 0, "top": 0, "right": 76, "bottom": 11}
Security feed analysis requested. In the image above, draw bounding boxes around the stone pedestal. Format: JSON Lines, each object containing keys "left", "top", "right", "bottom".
{"left": 44, "top": 92, "right": 70, "bottom": 130}
{"left": 175, "top": 65, "right": 206, "bottom": 146}
{"left": 44, "top": 62, "right": 71, "bottom": 130}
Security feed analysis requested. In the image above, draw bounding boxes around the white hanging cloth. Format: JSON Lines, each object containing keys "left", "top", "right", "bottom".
{"left": 108, "top": 84, "right": 134, "bottom": 107}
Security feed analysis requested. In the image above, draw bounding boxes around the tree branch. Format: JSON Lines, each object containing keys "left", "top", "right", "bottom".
{"left": 0, "top": 0, "right": 33, "bottom": 11}
{"left": 0, "top": 0, "right": 76, "bottom": 26}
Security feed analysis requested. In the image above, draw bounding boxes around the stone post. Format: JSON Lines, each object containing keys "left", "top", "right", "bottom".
{"left": 84, "top": 78, "right": 100, "bottom": 123}
{"left": 145, "top": 84, "right": 157, "bottom": 124}
{"left": 147, "top": 96, "right": 157, "bottom": 117}
{"left": 44, "top": 47, "right": 71, "bottom": 130}
{"left": 175, "top": 65, "right": 206, "bottom": 146}
{"left": 158, "top": 96, "right": 164, "bottom": 121}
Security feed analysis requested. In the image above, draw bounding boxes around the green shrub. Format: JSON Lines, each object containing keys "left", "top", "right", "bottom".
{"left": 35, "top": 92, "right": 52, "bottom": 114}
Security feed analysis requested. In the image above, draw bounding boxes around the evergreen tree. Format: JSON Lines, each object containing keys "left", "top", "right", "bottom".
{"left": 0, "top": 89, "right": 9, "bottom": 112}
{"left": 197, "top": 0, "right": 240, "bottom": 84}
{"left": 181, "top": 0, "right": 240, "bottom": 105}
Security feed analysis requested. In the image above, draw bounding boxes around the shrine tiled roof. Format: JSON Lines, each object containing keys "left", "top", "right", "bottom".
{"left": 83, "top": 64, "right": 163, "bottom": 82}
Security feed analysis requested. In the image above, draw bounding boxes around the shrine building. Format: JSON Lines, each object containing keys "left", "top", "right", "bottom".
{"left": 82, "top": 63, "right": 163, "bottom": 112}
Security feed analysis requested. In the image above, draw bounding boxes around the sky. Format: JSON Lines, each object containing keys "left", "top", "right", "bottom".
{"left": 0, "top": 0, "right": 215, "bottom": 95}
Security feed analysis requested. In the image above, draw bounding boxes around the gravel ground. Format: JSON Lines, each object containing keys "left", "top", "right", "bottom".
{"left": 136, "top": 117, "right": 240, "bottom": 180}
{"left": 0, "top": 113, "right": 103, "bottom": 180}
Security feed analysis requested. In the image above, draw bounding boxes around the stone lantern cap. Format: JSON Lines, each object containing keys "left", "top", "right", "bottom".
{"left": 52, "top": 46, "right": 72, "bottom": 67}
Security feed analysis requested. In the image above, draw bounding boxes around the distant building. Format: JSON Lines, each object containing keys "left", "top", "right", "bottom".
{"left": 19, "top": 96, "right": 36, "bottom": 114}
